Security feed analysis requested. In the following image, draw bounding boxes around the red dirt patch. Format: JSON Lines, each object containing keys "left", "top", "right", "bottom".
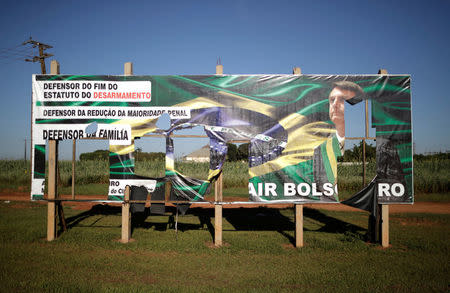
{"left": 281, "top": 243, "right": 296, "bottom": 249}
{"left": 1, "top": 192, "right": 449, "bottom": 214}
{"left": 205, "top": 241, "right": 230, "bottom": 248}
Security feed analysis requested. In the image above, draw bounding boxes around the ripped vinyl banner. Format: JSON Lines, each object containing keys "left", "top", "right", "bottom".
{"left": 31, "top": 75, "right": 412, "bottom": 204}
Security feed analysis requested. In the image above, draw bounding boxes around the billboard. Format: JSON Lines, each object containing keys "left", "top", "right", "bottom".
{"left": 31, "top": 74, "right": 413, "bottom": 205}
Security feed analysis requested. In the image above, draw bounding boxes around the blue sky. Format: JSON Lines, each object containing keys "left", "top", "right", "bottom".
{"left": 0, "top": 0, "right": 449, "bottom": 159}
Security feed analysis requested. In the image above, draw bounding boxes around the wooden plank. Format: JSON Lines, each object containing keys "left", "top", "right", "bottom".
{"left": 214, "top": 204, "right": 223, "bottom": 246}
{"left": 143, "top": 134, "right": 208, "bottom": 138}
{"left": 47, "top": 60, "right": 60, "bottom": 242}
{"left": 214, "top": 170, "right": 223, "bottom": 246}
{"left": 346, "top": 136, "right": 376, "bottom": 140}
{"left": 124, "top": 62, "right": 133, "bottom": 76}
{"left": 121, "top": 185, "right": 131, "bottom": 243}
{"left": 293, "top": 67, "right": 304, "bottom": 248}
{"left": 293, "top": 67, "right": 302, "bottom": 75}
{"left": 378, "top": 68, "right": 390, "bottom": 248}
{"left": 362, "top": 138, "right": 366, "bottom": 187}
{"left": 216, "top": 64, "right": 223, "bottom": 75}
{"left": 381, "top": 205, "right": 389, "bottom": 247}
{"left": 71, "top": 139, "right": 76, "bottom": 200}
{"left": 363, "top": 95, "right": 370, "bottom": 186}
{"left": 214, "top": 63, "right": 224, "bottom": 247}
{"left": 295, "top": 204, "right": 303, "bottom": 247}
{"left": 120, "top": 62, "right": 133, "bottom": 243}
{"left": 47, "top": 140, "right": 58, "bottom": 241}
{"left": 165, "top": 181, "right": 172, "bottom": 203}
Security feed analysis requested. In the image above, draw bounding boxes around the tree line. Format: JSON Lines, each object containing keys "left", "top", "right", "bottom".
{"left": 79, "top": 142, "right": 447, "bottom": 163}
{"left": 80, "top": 148, "right": 165, "bottom": 161}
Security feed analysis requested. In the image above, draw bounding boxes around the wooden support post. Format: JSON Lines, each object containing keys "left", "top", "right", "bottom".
{"left": 381, "top": 205, "right": 389, "bottom": 247}
{"left": 214, "top": 63, "right": 224, "bottom": 246}
{"left": 214, "top": 203, "right": 223, "bottom": 246}
{"left": 362, "top": 137, "right": 366, "bottom": 187}
{"left": 120, "top": 62, "right": 134, "bottom": 243}
{"left": 124, "top": 62, "right": 133, "bottom": 76}
{"left": 47, "top": 140, "right": 58, "bottom": 241}
{"left": 216, "top": 64, "right": 223, "bottom": 75}
{"left": 362, "top": 72, "right": 371, "bottom": 187}
{"left": 47, "top": 60, "right": 60, "bottom": 241}
{"left": 214, "top": 172, "right": 223, "bottom": 246}
{"left": 71, "top": 139, "right": 76, "bottom": 200}
{"left": 379, "top": 68, "right": 389, "bottom": 247}
{"left": 165, "top": 181, "right": 172, "bottom": 203}
{"left": 292, "top": 66, "right": 304, "bottom": 248}
{"left": 295, "top": 204, "right": 303, "bottom": 247}
{"left": 121, "top": 185, "right": 131, "bottom": 243}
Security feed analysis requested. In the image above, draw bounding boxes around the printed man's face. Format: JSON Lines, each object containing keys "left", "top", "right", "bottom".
{"left": 328, "top": 87, "right": 356, "bottom": 127}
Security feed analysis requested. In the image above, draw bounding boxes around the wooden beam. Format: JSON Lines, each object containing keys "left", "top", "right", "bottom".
{"left": 378, "top": 68, "right": 390, "bottom": 247}
{"left": 47, "top": 60, "right": 60, "bottom": 241}
{"left": 121, "top": 185, "right": 131, "bottom": 243}
{"left": 124, "top": 62, "right": 133, "bottom": 76}
{"left": 165, "top": 181, "right": 172, "bottom": 203}
{"left": 295, "top": 204, "right": 303, "bottom": 247}
{"left": 120, "top": 62, "right": 134, "bottom": 243}
{"left": 71, "top": 139, "right": 76, "bottom": 200}
{"left": 47, "top": 140, "right": 58, "bottom": 241}
{"left": 214, "top": 170, "right": 223, "bottom": 247}
{"left": 362, "top": 73, "right": 371, "bottom": 187}
{"left": 346, "top": 136, "right": 376, "bottom": 140}
{"left": 214, "top": 63, "right": 224, "bottom": 247}
{"left": 214, "top": 203, "right": 223, "bottom": 246}
{"left": 293, "top": 67, "right": 301, "bottom": 75}
{"left": 216, "top": 64, "right": 223, "bottom": 75}
{"left": 293, "top": 67, "right": 304, "bottom": 248}
{"left": 381, "top": 205, "right": 389, "bottom": 247}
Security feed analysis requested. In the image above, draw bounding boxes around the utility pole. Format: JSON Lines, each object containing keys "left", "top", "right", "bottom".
{"left": 24, "top": 37, "right": 54, "bottom": 203}
{"left": 23, "top": 37, "right": 53, "bottom": 74}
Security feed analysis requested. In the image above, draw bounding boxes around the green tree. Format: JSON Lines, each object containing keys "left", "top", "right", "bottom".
{"left": 338, "top": 141, "right": 376, "bottom": 162}
{"left": 237, "top": 143, "right": 249, "bottom": 161}
{"left": 226, "top": 143, "right": 238, "bottom": 161}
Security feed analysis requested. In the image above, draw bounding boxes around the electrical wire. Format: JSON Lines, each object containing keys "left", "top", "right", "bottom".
{"left": 0, "top": 42, "right": 37, "bottom": 64}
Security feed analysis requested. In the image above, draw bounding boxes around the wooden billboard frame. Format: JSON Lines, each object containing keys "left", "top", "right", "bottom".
{"left": 44, "top": 62, "right": 390, "bottom": 248}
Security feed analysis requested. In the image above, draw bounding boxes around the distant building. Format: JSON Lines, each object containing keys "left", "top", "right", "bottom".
{"left": 183, "top": 145, "right": 210, "bottom": 162}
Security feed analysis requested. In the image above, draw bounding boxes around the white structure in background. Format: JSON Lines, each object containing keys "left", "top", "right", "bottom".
{"left": 183, "top": 145, "right": 210, "bottom": 162}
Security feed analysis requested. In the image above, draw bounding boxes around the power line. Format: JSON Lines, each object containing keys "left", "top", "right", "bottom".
{"left": 0, "top": 44, "right": 35, "bottom": 63}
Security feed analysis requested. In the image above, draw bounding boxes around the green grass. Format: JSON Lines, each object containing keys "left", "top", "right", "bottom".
{"left": 0, "top": 158, "right": 448, "bottom": 199}
{"left": 0, "top": 202, "right": 448, "bottom": 292}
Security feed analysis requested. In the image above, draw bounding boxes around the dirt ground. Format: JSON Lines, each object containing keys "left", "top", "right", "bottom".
{"left": 1, "top": 192, "right": 449, "bottom": 214}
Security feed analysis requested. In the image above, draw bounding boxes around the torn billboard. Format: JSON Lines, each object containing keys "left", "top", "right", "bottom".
{"left": 31, "top": 74, "right": 413, "bottom": 204}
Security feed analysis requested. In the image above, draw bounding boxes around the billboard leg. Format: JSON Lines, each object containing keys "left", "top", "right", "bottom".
{"left": 121, "top": 186, "right": 131, "bottom": 243}
{"left": 214, "top": 172, "right": 223, "bottom": 247}
{"left": 47, "top": 140, "right": 58, "bottom": 241}
{"left": 295, "top": 204, "right": 303, "bottom": 247}
{"left": 381, "top": 205, "right": 389, "bottom": 247}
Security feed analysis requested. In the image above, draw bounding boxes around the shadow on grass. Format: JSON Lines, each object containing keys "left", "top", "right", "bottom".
{"left": 61, "top": 205, "right": 368, "bottom": 244}
{"left": 63, "top": 204, "right": 121, "bottom": 232}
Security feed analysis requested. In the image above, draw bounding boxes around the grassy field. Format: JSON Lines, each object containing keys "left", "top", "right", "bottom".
{"left": 0, "top": 201, "right": 448, "bottom": 292}
{"left": 0, "top": 158, "right": 448, "bottom": 197}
